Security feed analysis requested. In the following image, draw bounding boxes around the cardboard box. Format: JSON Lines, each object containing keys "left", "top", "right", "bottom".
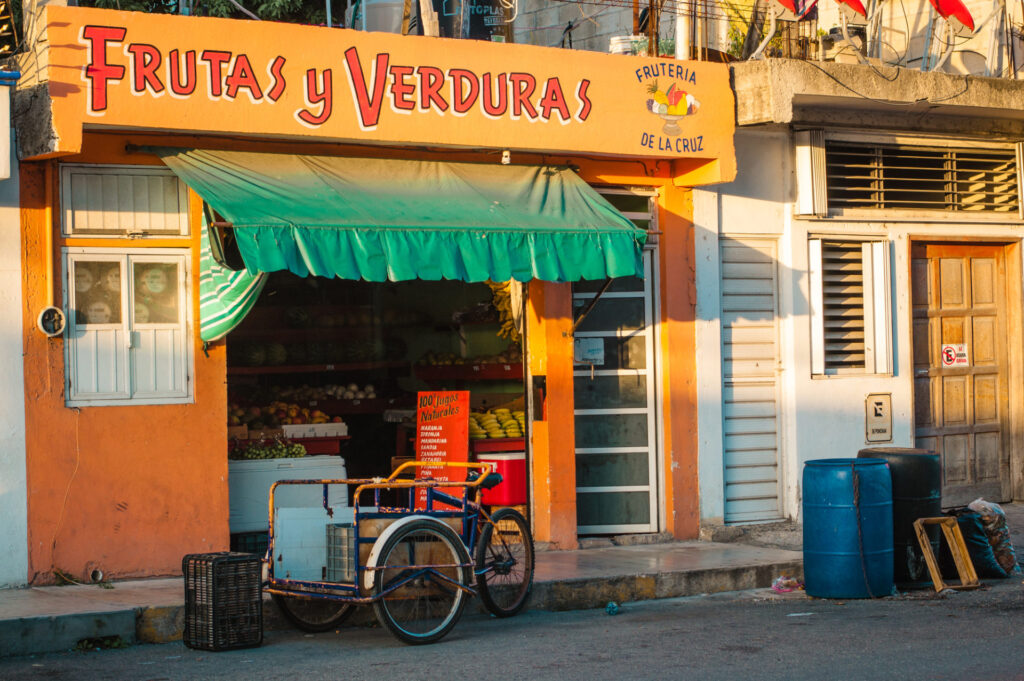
{"left": 310, "top": 422, "right": 348, "bottom": 438}
{"left": 281, "top": 424, "right": 315, "bottom": 439}
{"left": 227, "top": 425, "right": 249, "bottom": 440}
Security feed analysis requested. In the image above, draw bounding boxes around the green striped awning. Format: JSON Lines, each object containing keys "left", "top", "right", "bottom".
{"left": 199, "top": 218, "right": 267, "bottom": 342}
{"left": 161, "top": 149, "right": 647, "bottom": 283}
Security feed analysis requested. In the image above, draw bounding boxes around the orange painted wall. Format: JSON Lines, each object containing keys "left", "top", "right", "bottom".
{"left": 20, "top": 142, "right": 227, "bottom": 585}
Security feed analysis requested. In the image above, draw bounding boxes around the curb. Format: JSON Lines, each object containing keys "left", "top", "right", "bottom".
{"left": 4, "top": 557, "right": 804, "bottom": 656}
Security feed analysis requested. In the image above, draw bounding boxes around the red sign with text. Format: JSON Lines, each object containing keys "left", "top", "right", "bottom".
{"left": 415, "top": 391, "right": 470, "bottom": 510}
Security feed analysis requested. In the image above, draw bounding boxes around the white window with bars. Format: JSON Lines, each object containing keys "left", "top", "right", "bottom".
{"left": 808, "top": 239, "right": 891, "bottom": 375}
{"left": 795, "top": 132, "right": 1023, "bottom": 217}
{"left": 61, "top": 164, "right": 190, "bottom": 238}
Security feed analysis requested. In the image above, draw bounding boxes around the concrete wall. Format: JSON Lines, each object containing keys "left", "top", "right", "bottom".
{"left": 0, "top": 126, "right": 28, "bottom": 588}
{"left": 695, "top": 127, "right": 1023, "bottom": 524}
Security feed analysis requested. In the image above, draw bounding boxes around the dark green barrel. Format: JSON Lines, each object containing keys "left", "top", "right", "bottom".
{"left": 858, "top": 447, "right": 942, "bottom": 584}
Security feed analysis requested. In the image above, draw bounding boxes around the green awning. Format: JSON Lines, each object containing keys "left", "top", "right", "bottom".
{"left": 159, "top": 149, "right": 647, "bottom": 283}
{"left": 199, "top": 217, "right": 267, "bottom": 342}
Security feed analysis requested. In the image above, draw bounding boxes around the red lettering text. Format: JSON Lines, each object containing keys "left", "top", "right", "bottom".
{"left": 296, "top": 68, "right": 333, "bottom": 127}
{"left": 225, "top": 54, "right": 263, "bottom": 101}
{"left": 200, "top": 50, "right": 231, "bottom": 98}
{"left": 449, "top": 69, "right": 479, "bottom": 115}
{"left": 343, "top": 47, "right": 390, "bottom": 130}
{"left": 539, "top": 77, "right": 570, "bottom": 122}
{"left": 480, "top": 73, "right": 507, "bottom": 117}
{"left": 576, "top": 79, "right": 592, "bottom": 121}
{"left": 81, "top": 25, "right": 127, "bottom": 114}
{"left": 167, "top": 50, "right": 197, "bottom": 97}
{"left": 127, "top": 43, "right": 164, "bottom": 95}
{"left": 389, "top": 65, "right": 416, "bottom": 112}
{"left": 266, "top": 56, "right": 287, "bottom": 102}
{"left": 508, "top": 73, "right": 538, "bottom": 120}
{"left": 417, "top": 66, "right": 448, "bottom": 113}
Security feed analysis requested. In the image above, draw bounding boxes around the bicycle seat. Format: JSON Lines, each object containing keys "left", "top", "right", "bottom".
{"left": 467, "top": 470, "right": 504, "bottom": 489}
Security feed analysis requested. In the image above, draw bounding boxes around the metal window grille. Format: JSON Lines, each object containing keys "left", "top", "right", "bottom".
{"left": 821, "top": 241, "right": 866, "bottom": 371}
{"left": 825, "top": 142, "right": 1019, "bottom": 213}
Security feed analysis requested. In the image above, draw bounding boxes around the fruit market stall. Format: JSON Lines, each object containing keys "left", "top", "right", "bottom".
{"left": 223, "top": 273, "right": 527, "bottom": 547}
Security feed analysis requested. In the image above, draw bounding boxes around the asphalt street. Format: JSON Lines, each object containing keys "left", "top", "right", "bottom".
{"left": 1, "top": 579, "right": 1022, "bottom": 681}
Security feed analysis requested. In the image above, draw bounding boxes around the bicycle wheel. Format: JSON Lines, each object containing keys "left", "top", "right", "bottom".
{"left": 271, "top": 593, "right": 354, "bottom": 633}
{"left": 371, "top": 518, "right": 472, "bottom": 645}
{"left": 475, "top": 507, "right": 534, "bottom": 617}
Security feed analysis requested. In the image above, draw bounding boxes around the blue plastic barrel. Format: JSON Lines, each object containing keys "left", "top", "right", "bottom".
{"left": 803, "top": 458, "right": 894, "bottom": 598}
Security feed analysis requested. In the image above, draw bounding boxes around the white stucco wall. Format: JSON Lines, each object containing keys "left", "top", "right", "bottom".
{"left": 0, "top": 125, "right": 28, "bottom": 588}
{"left": 695, "top": 127, "right": 1023, "bottom": 525}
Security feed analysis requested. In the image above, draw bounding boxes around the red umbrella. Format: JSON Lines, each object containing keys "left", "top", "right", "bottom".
{"left": 928, "top": 0, "right": 975, "bottom": 32}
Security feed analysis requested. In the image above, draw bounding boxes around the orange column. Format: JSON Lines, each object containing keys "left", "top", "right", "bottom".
{"left": 526, "top": 280, "right": 578, "bottom": 550}
{"left": 658, "top": 185, "right": 700, "bottom": 539}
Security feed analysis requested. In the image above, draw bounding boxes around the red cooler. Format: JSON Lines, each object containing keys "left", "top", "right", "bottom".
{"left": 475, "top": 452, "right": 527, "bottom": 506}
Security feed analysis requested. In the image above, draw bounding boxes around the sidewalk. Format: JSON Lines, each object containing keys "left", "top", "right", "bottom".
{"left": 0, "top": 539, "right": 803, "bottom": 658}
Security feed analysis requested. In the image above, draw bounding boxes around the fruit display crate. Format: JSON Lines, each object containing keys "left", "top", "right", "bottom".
{"left": 415, "top": 363, "right": 523, "bottom": 381}
{"left": 182, "top": 552, "right": 263, "bottom": 651}
{"left": 229, "top": 436, "right": 350, "bottom": 455}
{"left": 227, "top": 360, "right": 408, "bottom": 376}
{"left": 471, "top": 437, "right": 527, "bottom": 453}
{"left": 298, "top": 397, "right": 414, "bottom": 414}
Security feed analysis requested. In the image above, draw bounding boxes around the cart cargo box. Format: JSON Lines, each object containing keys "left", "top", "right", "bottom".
{"left": 229, "top": 455, "right": 348, "bottom": 533}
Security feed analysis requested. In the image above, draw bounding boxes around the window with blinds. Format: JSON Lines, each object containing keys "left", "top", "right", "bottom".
{"left": 809, "top": 239, "right": 891, "bottom": 375}
{"left": 825, "top": 142, "right": 1019, "bottom": 213}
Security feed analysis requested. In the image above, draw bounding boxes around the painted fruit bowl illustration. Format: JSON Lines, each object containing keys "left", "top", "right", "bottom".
{"left": 645, "top": 80, "right": 700, "bottom": 135}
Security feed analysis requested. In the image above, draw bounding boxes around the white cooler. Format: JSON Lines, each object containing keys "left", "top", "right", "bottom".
{"left": 228, "top": 455, "right": 348, "bottom": 533}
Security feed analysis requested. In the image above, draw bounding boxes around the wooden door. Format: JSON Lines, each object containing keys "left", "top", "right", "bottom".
{"left": 912, "top": 243, "right": 1011, "bottom": 506}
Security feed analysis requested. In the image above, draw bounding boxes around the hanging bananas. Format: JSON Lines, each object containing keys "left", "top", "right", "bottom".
{"left": 487, "top": 280, "right": 521, "bottom": 343}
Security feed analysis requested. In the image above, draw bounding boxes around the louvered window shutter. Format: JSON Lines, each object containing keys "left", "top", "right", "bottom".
{"left": 809, "top": 239, "right": 890, "bottom": 375}
{"left": 825, "top": 142, "right": 1019, "bottom": 213}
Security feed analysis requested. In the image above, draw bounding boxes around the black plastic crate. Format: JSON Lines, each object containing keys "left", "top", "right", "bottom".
{"left": 182, "top": 552, "right": 263, "bottom": 651}
{"left": 230, "top": 531, "right": 269, "bottom": 557}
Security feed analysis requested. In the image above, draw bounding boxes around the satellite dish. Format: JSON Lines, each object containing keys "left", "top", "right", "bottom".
{"left": 929, "top": 0, "right": 975, "bottom": 33}
{"left": 37, "top": 306, "right": 66, "bottom": 337}
{"left": 835, "top": 0, "right": 867, "bottom": 20}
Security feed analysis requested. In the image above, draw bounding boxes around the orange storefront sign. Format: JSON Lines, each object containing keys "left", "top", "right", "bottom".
{"left": 41, "top": 6, "right": 734, "bottom": 161}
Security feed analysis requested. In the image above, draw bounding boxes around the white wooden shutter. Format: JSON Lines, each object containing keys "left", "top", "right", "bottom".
{"left": 61, "top": 165, "right": 189, "bottom": 237}
{"left": 795, "top": 130, "right": 827, "bottom": 217}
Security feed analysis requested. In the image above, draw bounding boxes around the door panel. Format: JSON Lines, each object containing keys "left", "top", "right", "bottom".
{"left": 573, "top": 251, "right": 658, "bottom": 534}
{"left": 720, "top": 237, "right": 783, "bottom": 523}
{"left": 912, "top": 243, "right": 1011, "bottom": 505}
